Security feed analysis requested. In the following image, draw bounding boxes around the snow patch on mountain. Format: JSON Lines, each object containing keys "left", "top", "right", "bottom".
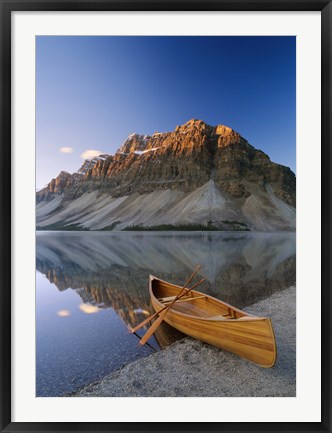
{"left": 134, "top": 148, "right": 160, "bottom": 155}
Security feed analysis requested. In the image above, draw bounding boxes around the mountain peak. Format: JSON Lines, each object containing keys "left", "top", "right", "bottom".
{"left": 184, "top": 118, "right": 208, "bottom": 126}
{"left": 174, "top": 118, "right": 212, "bottom": 135}
{"left": 37, "top": 119, "right": 296, "bottom": 230}
{"left": 119, "top": 119, "right": 242, "bottom": 154}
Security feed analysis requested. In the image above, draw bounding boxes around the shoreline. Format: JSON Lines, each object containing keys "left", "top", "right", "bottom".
{"left": 69, "top": 286, "right": 296, "bottom": 397}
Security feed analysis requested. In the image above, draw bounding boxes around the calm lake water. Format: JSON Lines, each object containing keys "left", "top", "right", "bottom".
{"left": 36, "top": 231, "right": 296, "bottom": 396}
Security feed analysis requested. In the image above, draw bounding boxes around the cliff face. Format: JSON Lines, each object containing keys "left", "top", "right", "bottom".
{"left": 36, "top": 119, "right": 296, "bottom": 231}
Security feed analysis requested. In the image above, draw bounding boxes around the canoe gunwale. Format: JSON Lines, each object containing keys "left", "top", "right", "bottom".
{"left": 149, "top": 274, "right": 264, "bottom": 323}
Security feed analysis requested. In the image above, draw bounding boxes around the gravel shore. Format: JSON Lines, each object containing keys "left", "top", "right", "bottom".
{"left": 71, "top": 286, "right": 296, "bottom": 397}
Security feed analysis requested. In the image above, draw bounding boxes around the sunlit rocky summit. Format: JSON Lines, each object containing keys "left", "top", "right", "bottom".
{"left": 36, "top": 119, "right": 296, "bottom": 231}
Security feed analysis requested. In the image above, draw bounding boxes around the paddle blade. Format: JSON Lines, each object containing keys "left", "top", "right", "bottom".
{"left": 130, "top": 310, "right": 159, "bottom": 333}
{"left": 139, "top": 309, "right": 167, "bottom": 345}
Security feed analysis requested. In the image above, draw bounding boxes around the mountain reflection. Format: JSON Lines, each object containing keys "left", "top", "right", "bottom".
{"left": 36, "top": 232, "right": 296, "bottom": 328}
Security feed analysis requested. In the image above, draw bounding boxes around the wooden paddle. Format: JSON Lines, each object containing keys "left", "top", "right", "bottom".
{"left": 129, "top": 277, "right": 205, "bottom": 334}
{"left": 139, "top": 266, "right": 202, "bottom": 345}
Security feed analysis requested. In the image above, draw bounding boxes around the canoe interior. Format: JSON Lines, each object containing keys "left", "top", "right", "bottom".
{"left": 151, "top": 278, "right": 248, "bottom": 320}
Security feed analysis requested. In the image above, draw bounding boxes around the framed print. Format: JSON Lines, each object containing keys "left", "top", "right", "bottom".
{"left": 1, "top": 0, "right": 331, "bottom": 432}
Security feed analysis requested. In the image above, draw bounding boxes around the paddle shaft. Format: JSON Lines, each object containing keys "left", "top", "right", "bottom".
{"left": 130, "top": 278, "right": 205, "bottom": 334}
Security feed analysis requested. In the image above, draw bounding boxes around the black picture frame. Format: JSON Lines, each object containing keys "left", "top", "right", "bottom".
{"left": 1, "top": 1, "right": 331, "bottom": 432}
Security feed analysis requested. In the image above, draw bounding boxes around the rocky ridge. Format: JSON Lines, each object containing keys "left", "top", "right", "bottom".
{"left": 36, "top": 119, "right": 296, "bottom": 231}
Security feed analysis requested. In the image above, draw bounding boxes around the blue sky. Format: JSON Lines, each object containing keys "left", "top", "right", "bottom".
{"left": 36, "top": 36, "right": 296, "bottom": 189}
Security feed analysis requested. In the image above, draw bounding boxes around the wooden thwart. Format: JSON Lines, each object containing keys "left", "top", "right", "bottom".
{"left": 161, "top": 295, "right": 207, "bottom": 305}
{"left": 158, "top": 295, "right": 179, "bottom": 303}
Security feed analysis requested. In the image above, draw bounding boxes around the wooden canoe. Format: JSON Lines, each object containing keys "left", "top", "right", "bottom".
{"left": 149, "top": 275, "right": 277, "bottom": 368}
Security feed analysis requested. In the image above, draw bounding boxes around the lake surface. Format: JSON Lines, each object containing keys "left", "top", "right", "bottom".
{"left": 36, "top": 231, "right": 296, "bottom": 396}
